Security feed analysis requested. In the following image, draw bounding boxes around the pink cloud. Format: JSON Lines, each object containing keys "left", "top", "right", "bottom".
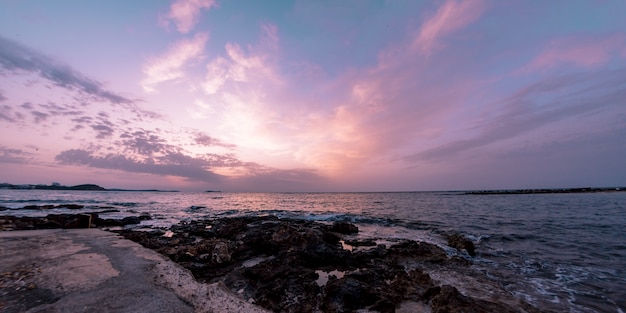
{"left": 413, "top": 0, "right": 485, "bottom": 54}
{"left": 162, "top": 0, "right": 217, "bottom": 34}
{"left": 524, "top": 33, "right": 626, "bottom": 72}
{"left": 142, "top": 32, "right": 208, "bottom": 92}
{"left": 200, "top": 23, "right": 281, "bottom": 95}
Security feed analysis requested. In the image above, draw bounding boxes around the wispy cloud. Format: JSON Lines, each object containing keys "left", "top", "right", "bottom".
{"left": 413, "top": 0, "right": 485, "bottom": 54}
{"left": 201, "top": 24, "right": 281, "bottom": 95}
{"left": 406, "top": 68, "right": 626, "bottom": 162}
{"left": 141, "top": 32, "right": 208, "bottom": 92}
{"left": 523, "top": 33, "right": 626, "bottom": 72}
{"left": 0, "top": 35, "right": 134, "bottom": 105}
{"left": 161, "top": 0, "right": 217, "bottom": 34}
{"left": 0, "top": 146, "right": 34, "bottom": 164}
{"left": 193, "top": 131, "right": 236, "bottom": 149}
{"left": 55, "top": 148, "right": 224, "bottom": 183}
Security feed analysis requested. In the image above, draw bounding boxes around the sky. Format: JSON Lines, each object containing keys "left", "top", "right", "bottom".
{"left": 1, "top": 0, "right": 625, "bottom": 192}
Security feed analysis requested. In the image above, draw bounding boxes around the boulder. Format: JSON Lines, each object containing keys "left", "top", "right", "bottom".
{"left": 331, "top": 221, "right": 358, "bottom": 234}
{"left": 446, "top": 233, "right": 476, "bottom": 256}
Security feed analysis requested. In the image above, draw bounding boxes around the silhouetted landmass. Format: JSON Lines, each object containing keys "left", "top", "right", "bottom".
{"left": 0, "top": 183, "right": 178, "bottom": 192}
{"left": 466, "top": 187, "right": 625, "bottom": 195}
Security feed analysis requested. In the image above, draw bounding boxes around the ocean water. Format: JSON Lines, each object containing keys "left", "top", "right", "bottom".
{"left": 1, "top": 190, "right": 624, "bottom": 312}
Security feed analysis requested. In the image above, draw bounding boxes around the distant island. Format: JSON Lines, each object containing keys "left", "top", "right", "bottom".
{"left": 465, "top": 187, "right": 625, "bottom": 195}
{"left": 0, "top": 183, "right": 179, "bottom": 192}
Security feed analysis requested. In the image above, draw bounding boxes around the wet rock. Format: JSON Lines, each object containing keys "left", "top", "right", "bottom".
{"left": 113, "top": 217, "right": 540, "bottom": 313}
{"left": 121, "top": 216, "right": 141, "bottom": 225}
{"left": 430, "top": 285, "right": 519, "bottom": 313}
{"left": 331, "top": 221, "right": 358, "bottom": 234}
{"left": 344, "top": 239, "right": 377, "bottom": 247}
{"left": 138, "top": 212, "right": 152, "bottom": 220}
{"left": 446, "top": 233, "right": 476, "bottom": 256}
{"left": 45, "top": 213, "right": 96, "bottom": 228}
{"left": 57, "top": 204, "right": 84, "bottom": 210}
{"left": 322, "top": 277, "right": 378, "bottom": 312}
{"left": 211, "top": 241, "right": 232, "bottom": 264}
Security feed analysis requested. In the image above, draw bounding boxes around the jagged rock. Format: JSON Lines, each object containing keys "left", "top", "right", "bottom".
{"left": 1, "top": 215, "right": 539, "bottom": 313}
{"left": 211, "top": 241, "right": 232, "bottom": 264}
{"left": 331, "top": 221, "right": 358, "bottom": 234}
{"left": 447, "top": 233, "right": 476, "bottom": 256}
{"left": 45, "top": 213, "right": 96, "bottom": 228}
{"left": 430, "top": 285, "right": 519, "bottom": 313}
{"left": 121, "top": 216, "right": 141, "bottom": 225}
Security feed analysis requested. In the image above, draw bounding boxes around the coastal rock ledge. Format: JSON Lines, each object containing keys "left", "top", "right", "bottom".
{"left": 117, "top": 216, "right": 541, "bottom": 313}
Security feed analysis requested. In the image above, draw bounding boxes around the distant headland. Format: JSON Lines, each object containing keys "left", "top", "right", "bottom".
{"left": 0, "top": 183, "right": 179, "bottom": 192}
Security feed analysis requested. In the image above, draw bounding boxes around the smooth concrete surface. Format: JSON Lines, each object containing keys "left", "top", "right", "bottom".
{"left": 0, "top": 229, "right": 269, "bottom": 313}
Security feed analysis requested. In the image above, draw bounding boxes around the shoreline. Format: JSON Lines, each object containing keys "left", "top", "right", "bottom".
{"left": 1, "top": 214, "right": 541, "bottom": 312}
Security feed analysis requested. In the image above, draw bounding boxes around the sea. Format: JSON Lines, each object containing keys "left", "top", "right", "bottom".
{"left": 1, "top": 190, "right": 624, "bottom": 313}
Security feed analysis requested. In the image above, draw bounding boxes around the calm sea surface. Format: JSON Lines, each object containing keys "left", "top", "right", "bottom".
{"left": 1, "top": 190, "right": 624, "bottom": 312}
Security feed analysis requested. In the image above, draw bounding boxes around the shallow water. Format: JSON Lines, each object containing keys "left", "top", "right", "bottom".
{"left": 1, "top": 190, "right": 624, "bottom": 312}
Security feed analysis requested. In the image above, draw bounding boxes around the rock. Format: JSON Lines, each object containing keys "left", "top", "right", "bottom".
{"left": 446, "top": 233, "right": 476, "bottom": 256}
{"left": 56, "top": 204, "right": 84, "bottom": 210}
{"left": 45, "top": 213, "right": 96, "bottom": 228}
{"left": 111, "top": 217, "right": 540, "bottom": 313}
{"left": 331, "top": 221, "right": 358, "bottom": 234}
{"left": 430, "top": 285, "right": 519, "bottom": 313}
{"left": 138, "top": 212, "right": 152, "bottom": 220}
{"left": 211, "top": 241, "right": 232, "bottom": 264}
{"left": 121, "top": 216, "right": 141, "bottom": 225}
{"left": 322, "top": 277, "right": 378, "bottom": 312}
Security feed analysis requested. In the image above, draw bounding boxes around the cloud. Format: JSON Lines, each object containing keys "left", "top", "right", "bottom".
{"left": 0, "top": 146, "right": 34, "bottom": 164}
{"left": 118, "top": 129, "right": 171, "bottom": 156}
{"left": 0, "top": 35, "right": 134, "bottom": 105}
{"left": 523, "top": 33, "right": 626, "bottom": 72}
{"left": 201, "top": 23, "right": 281, "bottom": 95}
{"left": 162, "top": 0, "right": 217, "bottom": 34}
{"left": 0, "top": 105, "right": 19, "bottom": 122}
{"left": 91, "top": 124, "right": 115, "bottom": 139}
{"left": 142, "top": 32, "right": 209, "bottom": 92}
{"left": 55, "top": 149, "right": 224, "bottom": 183}
{"left": 413, "top": 0, "right": 485, "bottom": 54}
{"left": 406, "top": 68, "right": 626, "bottom": 162}
{"left": 30, "top": 111, "right": 49, "bottom": 124}
{"left": 194, "top": 132, "right": 236, "bottom": 149}
{"left": 0, "top": 89, "right": 6, "bottom": 102}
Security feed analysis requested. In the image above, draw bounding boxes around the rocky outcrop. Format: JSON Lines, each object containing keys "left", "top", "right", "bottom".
{"left": 117, "top": 217, "right": 538, "bottom": 313}
{"left": 446, "top": 233, "right": 476, "bottom": 256}
{"left": 0, "top": 213, "right": 151, "bottom": 230}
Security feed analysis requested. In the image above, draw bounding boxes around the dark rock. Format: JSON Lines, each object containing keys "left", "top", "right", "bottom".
{"left": 447, "top": 233, "right": 476, "bottom": 256}
{"left": 344, "top": 239, "right": 377, "bottom": 247}
{"left": 322, "top": 277, "right": 378, "bottom": 312}
{"left": 331, "top": 221, "right": 358, "bottom": 234}
{"left": 121, "top": 216, "right": 141, "bottom": 225}
{"left": 430, "top": 285, "right": 520, "bottom": 313}
{"left": 56, "top": 204, "right": 84, "bottom": 210}
{"left": 45, "top": 213, "right": 96, "bottom": 228}
{"left": 111, "top": 217, "right": 539, "bottom": 313}
{"left": 138, "top": 212, "right": 152, "bottom": 220}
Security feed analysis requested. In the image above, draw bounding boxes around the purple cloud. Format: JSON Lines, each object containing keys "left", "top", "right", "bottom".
{"left": 0, "top": 146, "right": 34, "bottom": 164}
{"left": 0, "top": 35, "right": 133, "bottom": 105}
{"left": 91, "top": 124, "right": 115, "bottom": 139}
{"left": 194, "top": 132, "right": 236, "bottom": 149}
{"left": 406, "top": 68, "right": 626, "bottom": 162}
{"left": 55, "top": 149, "right": 224, "bottom": 183}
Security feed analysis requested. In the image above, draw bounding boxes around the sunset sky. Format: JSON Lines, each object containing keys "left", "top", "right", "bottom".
{"left": 1, "top": 0, "right": 625, "bottom": 192}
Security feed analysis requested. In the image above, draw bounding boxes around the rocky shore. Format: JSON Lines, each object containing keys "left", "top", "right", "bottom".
{"left": 1, "top": 213, "right": 542, "bottom": 312}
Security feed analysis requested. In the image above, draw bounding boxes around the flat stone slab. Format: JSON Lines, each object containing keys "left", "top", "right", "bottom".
{"left": 0, "top": 229, "right": 268, "bottom": 313}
